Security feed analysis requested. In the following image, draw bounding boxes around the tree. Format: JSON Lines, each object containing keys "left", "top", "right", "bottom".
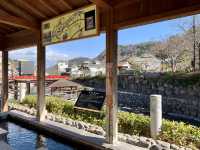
{"left": 166, "top": 36, "right": 190, "bottom": 72}
{"left": 152, "top": 36, "right": 190, "bottom": 72}
{"left": 178, "top": 15, "right": 200, "bottom": 71}
{"left": 151, "top": 41, "right": 168, "bottom": 72}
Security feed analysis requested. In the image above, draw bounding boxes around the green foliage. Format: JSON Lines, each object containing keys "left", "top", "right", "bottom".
{"left": 19, "top": 95, "right": 105, "bottom": 126}
{"left": 21, "top": 95, "right": 36, "bottom": 108}
{"left": 160, "top": 120, "right": 200, "bottom": 148}
{"left": 147, "top": 72, "right": 200, "bottom": 87}
{"left": 118, "top": 112, "right": 150, "bottom": 136}
{"left": 16, "top": 95, "right": 200, "bottom": 149}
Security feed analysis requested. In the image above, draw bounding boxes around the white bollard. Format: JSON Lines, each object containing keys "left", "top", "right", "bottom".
{"left": 150, "top": 94, "right": 162, "bottom": 139}
{"left": 19, "top": 83, "right": 27, "bottom": 102}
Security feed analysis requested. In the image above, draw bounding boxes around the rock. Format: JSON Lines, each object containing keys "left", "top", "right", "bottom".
{"left": 65, "top": 119, "right": 72, "bottom": 126}
{"left": 95, "top": 127, "right": 105, "bottom": 136}
{"left": 126, "top": 135, "right": 139, "bottom": 145}
{"left": 71, "top": 121, "right": 77, "bottom": 127}
{"left": 178, "top": 147, "right": 185, "bottom": 150}
{"left": 137, "top": 136, "right": 151, "bottom": 148}
{"left": 147, "top": 138, "right": 156, "bottom": 146}
{"left": 77, "top": 122, "right": 85, "bottom": 130}
{"left": 86, "top": 126, "right": 105, "bottom": 136}
{"left": 51, "top": 115, "right": 56, "bottom": 121}
{"left": 83, "top": 123, "right": 89, "bottom": 130}
{"left": 118, "top": 134, "right": 127, "bottom": 142}
{"left": 170, "top": 144, "right": 179, "bottom": 150}
{"left": 61, "top": 118, "right": 66, "bottom": 124}
{"left": 55, "top": 116, "right": 63, "bottom": 123}
{"left": 24, "top": 108, "right": 30, "bottom": 113}
{"left": 30, "top": 108, "right": 36, "bottom": 115}
{"left": 87, "top": 126, "right": 96, "bottom": 133}
{"left": 185, "top": 148, "right": 192, "bottom": 150}
{"left": 156, "top": 140, "right": 170, "bottom": 149}
{"left": 149, "top": 145, "right": 162, "bottom": 150}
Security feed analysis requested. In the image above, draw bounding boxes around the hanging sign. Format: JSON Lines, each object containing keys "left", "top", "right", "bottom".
{"left": 42, "top": 5, "right": 99, "bottom": 45}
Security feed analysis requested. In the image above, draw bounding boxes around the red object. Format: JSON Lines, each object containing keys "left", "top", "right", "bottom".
{"left": 10, "top": 75, "right": 69, "bottom": 81}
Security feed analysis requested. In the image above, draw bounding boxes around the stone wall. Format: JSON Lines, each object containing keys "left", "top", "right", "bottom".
{"left": 118, "top": 75, "right": 200, "bottom": 119}
{"left": 75, "top": 75, "right": 200, "bottom": 120}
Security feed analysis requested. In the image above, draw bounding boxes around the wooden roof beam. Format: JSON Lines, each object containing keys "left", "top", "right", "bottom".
{"left": 0, "top": 14, "right": 39, "bottom": 32}
{"left": 16, "top": 0, "right": 47, "bottom": 19}
{"left": 113, "top": 3, "right": 200, "bottom": 30}
{"left": 0, "top": 1, "right": 37, "bottom": 22}
{"left": 60, "top": 0, "right": 73, "bottom": 10}
{"left": 114, "top": 0, "right": 140, "bottom": 9}
{"left": 4, "top": 30, "right": 37, "bottom": 51}
{"left": 39, "top": 0, "right": 59, "bottom": 15}
{"left": 89, "top": 0, "right": 112, "bottom": 9}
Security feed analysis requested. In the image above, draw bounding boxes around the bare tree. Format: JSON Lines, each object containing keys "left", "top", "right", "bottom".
{"left": 151, "top": 41, "right": 168, "bottom": 72}
{"left": 166, "top": 36, "right": 190, "bottom": 72}
{"left": 152, "top": 36, "right": 190, "bottom": 72}
{"left": 178, "top": 15, "right": 200, "bottom": 71}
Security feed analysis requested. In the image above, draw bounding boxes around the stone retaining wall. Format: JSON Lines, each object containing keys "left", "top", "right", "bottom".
{"left": 76, "top": 75, "right": 200, "bottom": 120}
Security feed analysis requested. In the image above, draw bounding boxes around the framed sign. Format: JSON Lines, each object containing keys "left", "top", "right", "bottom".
{"left": 42, "top": 5, "right": 99, "bottom": 45}
{"left": 74, "top": 90, "right": 105, "bottom": 112}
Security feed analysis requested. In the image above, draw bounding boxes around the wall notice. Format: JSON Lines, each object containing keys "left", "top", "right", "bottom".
{"left": 74, "top": 90, "right": 105, "bottom": 112}
{"left": 42, "top": 5, "right": 99, "bottom": 45}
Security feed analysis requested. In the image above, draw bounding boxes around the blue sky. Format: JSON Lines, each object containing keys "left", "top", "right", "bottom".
{"left": 9, "top": 15, "right": 195, "bottom": 67}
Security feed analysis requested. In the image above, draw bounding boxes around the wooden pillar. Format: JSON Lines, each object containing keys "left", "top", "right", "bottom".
{"left": 36, "top": 31, "right": 46, "bottom": 121}
{"left": 105, "top": 9, "right": 118, "bottom": 144}
{"left": 14, "top": 81, "right": 18, "bottom": 100}
{"left": 1, "top": 51, "right": 8, "bottom": 112}
{"left": 26, "top": 82, "right": 31, "bottom": 95}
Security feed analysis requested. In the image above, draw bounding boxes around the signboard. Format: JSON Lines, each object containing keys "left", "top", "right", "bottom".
{"left": 42, "top": 5, "right": 99, "bottom": 45}
{"left": 74, "top": 90, "right": 105, "bottom": 112}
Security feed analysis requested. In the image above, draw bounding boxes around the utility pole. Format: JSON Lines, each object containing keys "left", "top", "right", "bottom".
{"left": 193, "top": 16, "right": 196, "bottom": 72}
{"left": 198, "top": 43, "right": 200, "bottom": 71}
{"left": 199, "top": 43, "right": 200, "bottom": 71}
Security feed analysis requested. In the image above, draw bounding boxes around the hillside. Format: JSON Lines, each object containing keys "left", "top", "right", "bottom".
{"left": 68, "top": 57, "right": 92, "bottom": 66}
{"left": 67, "top": 26, "right": 198, "bottom": 72}
{"left": 94, "top": 42, "right": 157, "bottom": 62}
{"left": 67, "top": 42, "right": 157, "bottom": 65}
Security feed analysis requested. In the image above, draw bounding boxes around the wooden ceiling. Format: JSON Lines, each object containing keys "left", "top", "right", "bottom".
{"left": 0, "top": 0, "right": 200, "bottom": 50}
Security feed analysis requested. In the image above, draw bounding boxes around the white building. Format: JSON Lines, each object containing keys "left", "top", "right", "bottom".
{"left": 118, "top": 61, "right": 131, "bottom": 70}
{"left": 57, "top": 61, "right": 68, "bottom": 73}
{"left": 88, "top": 64, "right": 105, "bottom": 76}
{"left": 131, "top": 54, "right": 161, "bottom": 72}
{"left": 70, "top": 62, "right": 105, "bottom": 78}
{"left": 46, "top": 61, "right": 69, "bottom": 75}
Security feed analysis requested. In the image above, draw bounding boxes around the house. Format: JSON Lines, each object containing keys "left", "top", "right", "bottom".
{"left": 129, "top": 54, "right": 161, "bottom": 72}
{"left": 70, "top": 65, "right": 90, "bottom": 78}
{"left": 87, "top": 63, "right": 106, "bottom": 76}
{"left": 118, "top": 61, "right": 131, "bottom": 71}
{"left": 70, "top": 61, "right": 105, "bottom": 78}
{"left": 46, "top": 61, "right": 69, "bottom": 75}
{"left": 10, "top": 60, "right": 34, "bottom": 76}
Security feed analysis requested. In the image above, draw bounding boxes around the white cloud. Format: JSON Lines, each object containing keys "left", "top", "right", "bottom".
{"left": 46, "top": 48, "right": 68, "bottom": 63}
{"left": 9, "top": 47, "right": 36, "bottom": 61}
{"left": 9, "top": 47, "right": 68, "bottom": 67}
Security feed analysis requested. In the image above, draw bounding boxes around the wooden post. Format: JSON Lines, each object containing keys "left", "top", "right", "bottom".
{"left": 1, "top": 51, "right": 8, "bottom": 112}
{"left": 105, "top": 9, "right": 118, "bottom": 144}
{"left": 26, "top": 82, "right": 31, "bottom": 95}
{"left": 14, "top": 81, "right": 18, "bottom": 100}
{"left": 36, "top": 31, "right": 46, "bottom": 121}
